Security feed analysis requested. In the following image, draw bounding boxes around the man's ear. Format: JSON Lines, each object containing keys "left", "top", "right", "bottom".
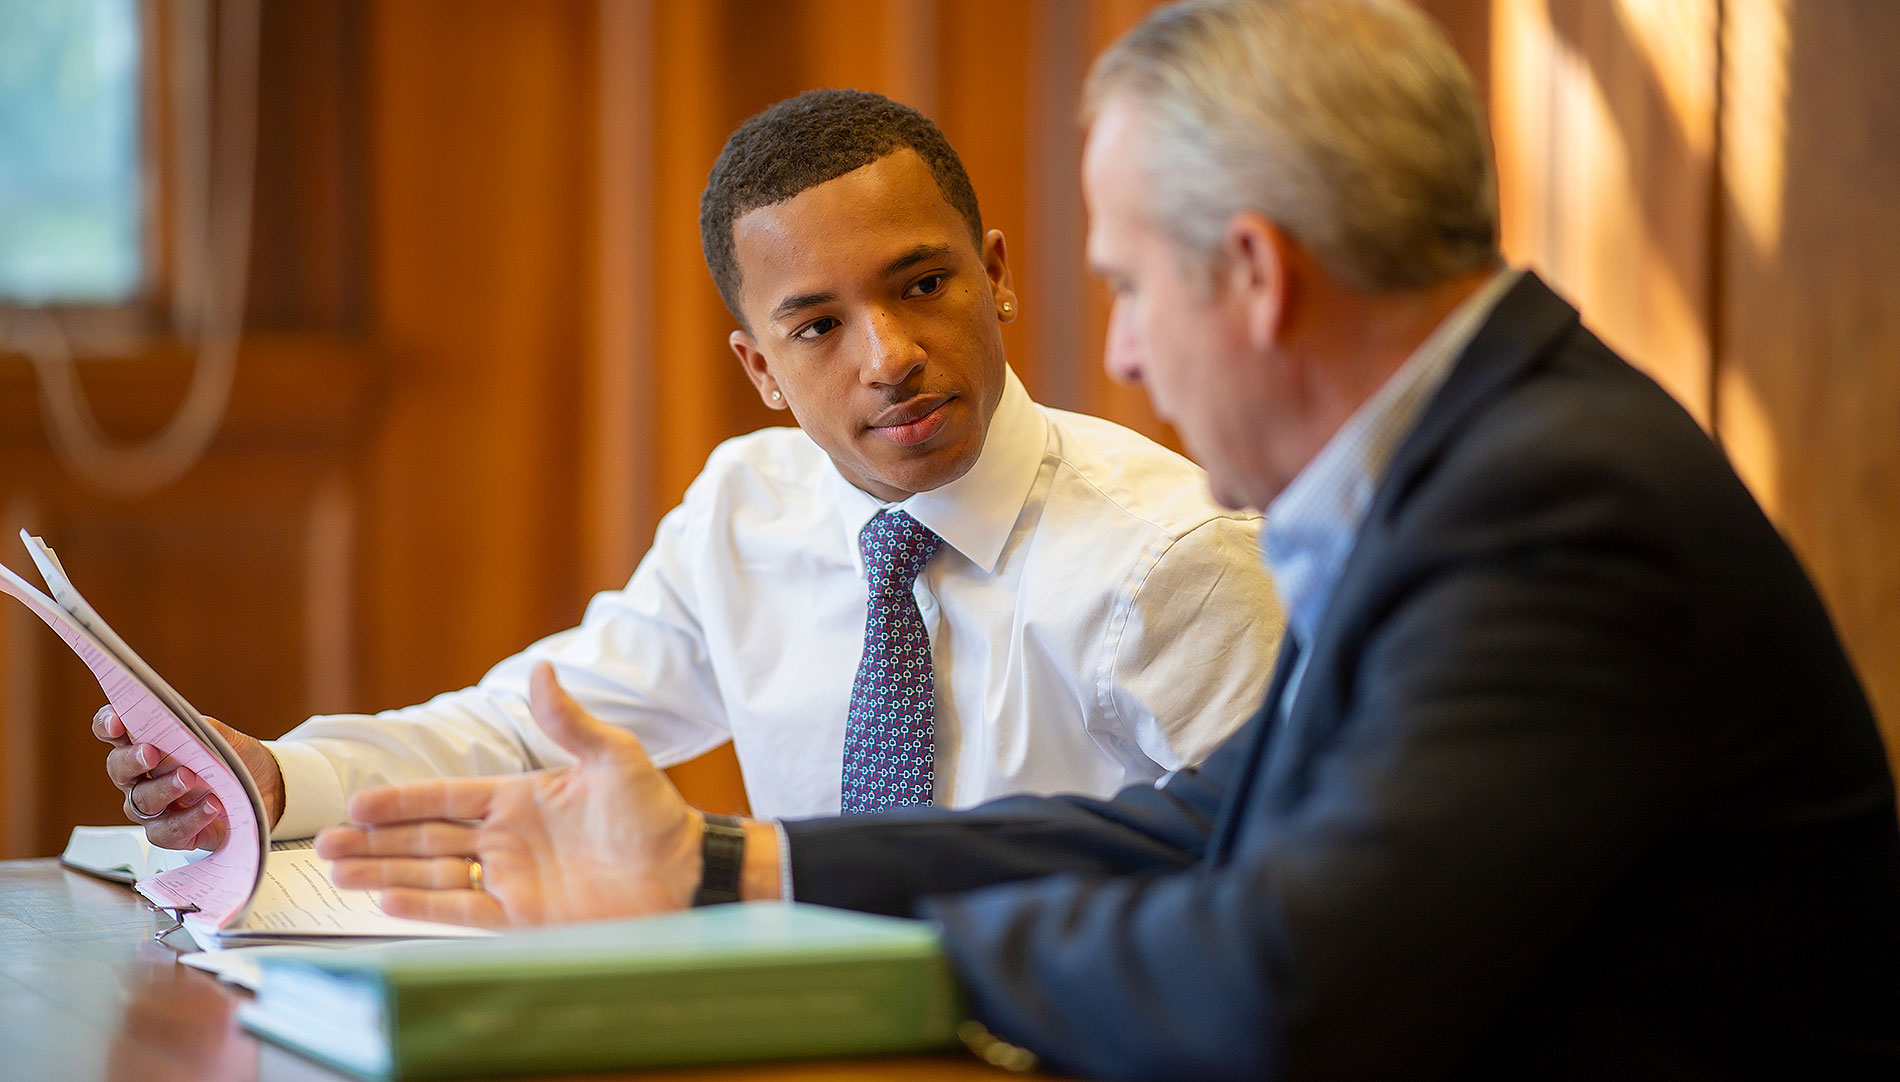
{"left": 983, "top": 229, "right": 1020, "bottom": 323}
{"left": 729, "top": 329, "right": 788, "bottom": 410}
{"left": 1223, "top": 212, "right": 1293, "bottom": 351}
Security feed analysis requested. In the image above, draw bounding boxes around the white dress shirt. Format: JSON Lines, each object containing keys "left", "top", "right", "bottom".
{"left": 270, "top": 369, "right": 1284, "bottom": 836}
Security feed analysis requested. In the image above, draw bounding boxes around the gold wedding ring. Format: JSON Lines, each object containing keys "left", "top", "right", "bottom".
{"left": 465, "top": 857, "right": 485, "bottom": 892}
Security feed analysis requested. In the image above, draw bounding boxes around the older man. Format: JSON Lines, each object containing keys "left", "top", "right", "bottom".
{"left": 323, "top": 3, "right": 1900, "bottom": 1079}
{"left": 95, "top": 89, "right": 1280, "bottom": 846}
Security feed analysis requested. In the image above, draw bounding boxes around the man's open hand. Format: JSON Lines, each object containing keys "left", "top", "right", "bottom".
{"left": 317, "top": 662, "right": 706, "bottom": 928}
{"left": 93, "top": 707, "right": 284, "bottom": 851}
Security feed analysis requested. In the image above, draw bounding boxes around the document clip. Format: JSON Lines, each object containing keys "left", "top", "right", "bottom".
{"left": 143, "top": 899, "right": 199, "bottom": 943}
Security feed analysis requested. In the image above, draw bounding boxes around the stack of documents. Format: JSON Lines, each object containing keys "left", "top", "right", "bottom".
{"left": 60, "top": 824, "right": 206, "bottom": 884}
{"left": 9, "top": 530, "right": 484, "bottom": 950}
{"left": 62, "top": 828, "right": 492, "bottom": 951}
{"left": 4, "top": 529, "right": 268, "bottom": 930}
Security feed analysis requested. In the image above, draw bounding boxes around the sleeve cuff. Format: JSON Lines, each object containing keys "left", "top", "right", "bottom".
{"left": 266, "top": 739, "right": 350, "bottom": 840}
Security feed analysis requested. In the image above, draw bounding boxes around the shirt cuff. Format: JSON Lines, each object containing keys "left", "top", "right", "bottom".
{"left": 266, "top": 739, "right": 349, "bottom": 840}
{"left": 776, "top": 822, "right": 795, "bottom": 902}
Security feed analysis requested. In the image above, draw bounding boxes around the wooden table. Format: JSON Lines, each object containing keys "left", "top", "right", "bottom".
{"left": 0, "top": 859, "right": 1023, "bottom": 1081}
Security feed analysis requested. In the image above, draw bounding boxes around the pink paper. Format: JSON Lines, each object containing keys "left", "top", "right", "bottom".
{"left": 0, "top": 551, "right": 264, "bottom": 928}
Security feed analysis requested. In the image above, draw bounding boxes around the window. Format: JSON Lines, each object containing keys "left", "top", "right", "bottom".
{"left": 0, "top": 0, "right": 144, "bottom": 305}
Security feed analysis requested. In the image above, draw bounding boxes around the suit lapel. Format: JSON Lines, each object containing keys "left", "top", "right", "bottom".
{"left": 1230, "top": 274, "right": 1585, "bottom": 829}
{"left": 1207, "top": 632, "right": 1302, "bottom": 858}
{"left": 1376, "top": 273, "right": 1582, "bottom": 512}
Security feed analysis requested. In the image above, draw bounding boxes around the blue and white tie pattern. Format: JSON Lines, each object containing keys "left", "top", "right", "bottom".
{"left": 841, "top": 510, "right": 944, "bottom": 813}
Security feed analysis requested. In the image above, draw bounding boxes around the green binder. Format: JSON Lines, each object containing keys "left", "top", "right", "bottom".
{"left": 238, "top": 902, "right": 965, "bottom": 1079}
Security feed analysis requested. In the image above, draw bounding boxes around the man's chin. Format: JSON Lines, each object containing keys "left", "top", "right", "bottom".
{"left": 1204, "top": 467, "right": 1262, "bottom": 512}
{"left": 841, "top": 436, "right": 983, "bottom": 500}
{"left": 1208, "top": 482, "right": 1251, "bottom": 511}
{"left": 889, "top": 445, "right": 981, "bottom": 496}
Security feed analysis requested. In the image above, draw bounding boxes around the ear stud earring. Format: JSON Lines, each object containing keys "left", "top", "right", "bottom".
{"left": 771, "top": 390, "right": 783, "bottom": 402}
{"left": 1001, "top": 302, "right": 1014, "bottom": 315}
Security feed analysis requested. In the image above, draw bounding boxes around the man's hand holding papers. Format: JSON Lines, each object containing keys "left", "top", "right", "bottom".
{"left": 95, "top": 705, "right": 284, "bottom": 852}
{"left": 317, "top": 662, "right": 779, "bottom": 927}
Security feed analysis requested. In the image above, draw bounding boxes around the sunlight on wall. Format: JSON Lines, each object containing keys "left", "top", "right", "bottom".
{"left": 1711, "top": 0, "right": 1794, "bottom": 517}
{"left": 1615, "top": 0, "right": 1716, "bottom": 160}
{"left": 1490, "top": 0, "right": 1717, "bottom": 423}
{"left": 1714, "top": 369, "right": 1780, "bottom": 516}
{"left": 1721, "top": 0, "right": 1790, "bottom": 259}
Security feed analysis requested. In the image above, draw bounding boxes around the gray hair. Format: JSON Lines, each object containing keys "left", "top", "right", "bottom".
{"left": 1083, "top": 0, "right": 1500, "bottom": 291}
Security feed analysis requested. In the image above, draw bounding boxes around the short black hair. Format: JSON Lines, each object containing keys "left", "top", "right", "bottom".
{"left": 699, "top": 88, "right": 985, "bottom": 328}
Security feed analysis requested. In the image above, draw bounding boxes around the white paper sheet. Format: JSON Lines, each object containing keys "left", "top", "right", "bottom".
{"left": 184, "top": 845, "right": 494, "bottom": 943}
{"left": 60, "top": 824, "right": 208, "bottom": 883}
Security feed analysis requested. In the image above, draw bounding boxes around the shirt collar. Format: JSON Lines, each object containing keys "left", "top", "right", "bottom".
{"left": 1263, "top": 268, "right": 1520, "bottom": 644}
{"left": 823, "top": 367, "right": 1047, "bottom": 577}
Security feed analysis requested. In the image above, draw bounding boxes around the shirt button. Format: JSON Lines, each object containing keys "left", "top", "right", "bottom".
{"left": 918, "top": 592, "right": 937, "bottom": 612}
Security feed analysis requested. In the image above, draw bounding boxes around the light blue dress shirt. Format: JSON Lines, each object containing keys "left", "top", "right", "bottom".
{"left": 1263, "top": 270, "right": 1520, "bottom": 715}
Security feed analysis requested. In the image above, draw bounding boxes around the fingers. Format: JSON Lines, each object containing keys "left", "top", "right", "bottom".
{"left": 132, "top": 796, "right": 224, "bottom": 850}
{"left": 312, "top": 824, "right": 360, "bottom": 860}
{"left": 377, "top": 887, "right": 510, "bottom": 929}
{"left": 529, "top": 662, "right": 652, "bottom": 769}
{"left": 103, "top": 712, "right": 220, "bottom": 850}
{"left": 345, "top": 776, "right": 498, "bottom": 825}
{"left": 126, "top": 766, "right": 207, "bottom": 817}
{"left": 182, "top": 816, "right": 229, "bottom": 853}
{"left": 329, "top": 855, "right": 480, "bottom": 892}
{"left": 91, "top": 705, "right": 128, "bottom": 743}
{"left": 316, "top": 820, "right": 480, "bottom": 860}
{"left": 320, "top": 825, "right": 510, "bottom": 928}
{"left": 528, "top": 662, "right": 598, "bottom": 757}
{"left": 106, "top": 743, "right": 165, "bottom": 788}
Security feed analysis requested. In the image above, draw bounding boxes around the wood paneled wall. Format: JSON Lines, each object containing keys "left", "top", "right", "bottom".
{"left": 3, "top": 0, "right": 1896, "bottom": 856}
{"left": 0, "top": 338, "right": 371, "bottom": 855}
{"left": 0, "top": 0, "right": 1173, "bottom": 852}
{"left": 1716, "top": 1, "right": 1900, "bottom": 777}
{"left": 1427, "top": 0, "right": 1900, "bottom": 775}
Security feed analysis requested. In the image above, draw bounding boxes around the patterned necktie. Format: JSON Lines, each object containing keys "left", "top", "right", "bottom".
{"left": 841, "top": 510, "right": 944, "bottom": 813}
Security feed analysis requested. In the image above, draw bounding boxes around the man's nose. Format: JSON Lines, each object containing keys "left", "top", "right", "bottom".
{"left": 861, "top": 309, "right": 926, "bottom": 386}
{"left": 1104, "top": 303, "right": 1144, "bottom": 386}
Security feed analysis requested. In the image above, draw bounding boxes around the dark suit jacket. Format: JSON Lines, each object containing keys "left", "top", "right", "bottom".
{"left": 784, "top": 274, "right": 1900, "bottom": 1081}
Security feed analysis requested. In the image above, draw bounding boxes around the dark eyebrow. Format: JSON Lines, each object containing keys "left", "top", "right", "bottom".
{"left": 882, "top": 243, "right": 957, "bottom": 279}
{"left": 771, "top": 290, "right": 837, "bottom": 325}
{"left": 769, "top": 244, "right": 960, "bottom": 327}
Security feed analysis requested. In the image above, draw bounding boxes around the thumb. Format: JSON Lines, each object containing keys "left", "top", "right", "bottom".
{"left": 528, "top": 662, "right": 640, "bottom": 765}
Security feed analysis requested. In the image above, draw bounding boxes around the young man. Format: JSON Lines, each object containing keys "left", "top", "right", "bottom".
{"left": 324, "top": 3, "right": 1900, "bottom": 1079}
{"left": 96, "top": 90, "right": 1281, "bottom": 846}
